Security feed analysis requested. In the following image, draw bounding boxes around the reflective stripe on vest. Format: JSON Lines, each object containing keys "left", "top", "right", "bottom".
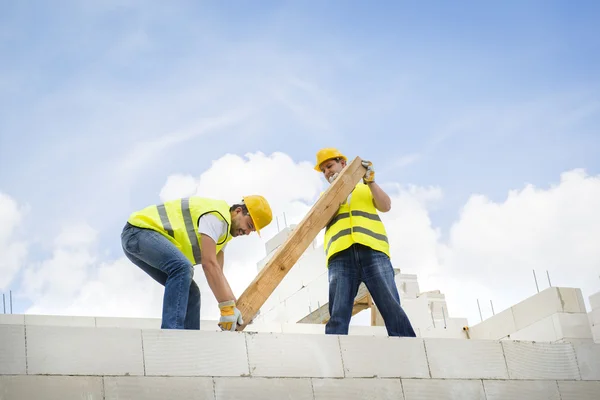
{"left": 181, "top": 198, "right": 202, "bottom": 264}
{"left": 325, "top": 211, "right": 389, "bottom": 254}
{"left": 324, "top": 183, "right": 390, "bottom": 262}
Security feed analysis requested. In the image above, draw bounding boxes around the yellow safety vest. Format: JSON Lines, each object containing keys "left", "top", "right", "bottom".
{"left": 324, "top": 183, "right": 390, "bottom": 263}
{"left": 127, "top": 197, "right": 233, "bottom": 265}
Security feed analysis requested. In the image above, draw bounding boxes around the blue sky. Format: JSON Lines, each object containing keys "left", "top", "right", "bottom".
{"left": 1, "top": 1, "right": 599, "bottom": 322}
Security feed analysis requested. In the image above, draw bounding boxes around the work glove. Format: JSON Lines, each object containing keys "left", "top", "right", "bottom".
{"left": 362, "top": 160, "right": 375, "bottom": 184}
{"left": 218, "top": 300, "right": 244, "bottom": 331}
{"left": 328, "top": 172, "right": 340, "bottom": 184}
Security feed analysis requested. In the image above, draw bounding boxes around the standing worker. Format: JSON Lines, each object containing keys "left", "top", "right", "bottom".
{"left": 314, "top": 148, "right": 416, "bottom": 337}
{"left": 121, "top": 195, "right": 273, "bottom": 331}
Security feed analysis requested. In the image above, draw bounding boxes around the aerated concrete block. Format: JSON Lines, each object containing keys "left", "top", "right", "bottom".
{"left": 25, "top": 314, "right": 96, "bottom": 327}
{"left": 0, "top": 325, "right": 26, "bottom": 374}
{"left": 104, "top": 377, "right": 214, "bottom": 400}
{"left": 508, "top": 314, "right": 558, "bottom": 342}
{"left": 573, "top": 343, "right": 600, "bottom": 380}
{"left": 0, "top": 314, "right": 24, "bottom": 325}
{"left": 246, "top": 332, "right": 344, "bottom": 378}
{"left": 552, "top": 312, "right": 593, "bottom": 340}
{"left": 281, "top": 323, "right": 324, "bottom": 335}
{"left": 590, "top": 291, "right": 600, "bottom": 310}
{"left": 214, "top": 377, "right": 313, "bottom": 400}
{"left": 587, "top": 308, "right": 600, "bottom": 326}
{"left": 482, "top": 380, "right": 560, "bottom": 400}
{"left": 557, "top": 381, "right": 600, "bottom": 400}
{"left": 26, "top": 325, "right": 144, "bottom": 376}
{"left": 142, "top": 330, "right": 248, "bottom": 377}
{"left": 0, "top": 376, "right": 103, "bottom": 400}
{"left": 502, "top": 341, "right": 580, "bottom": 380}
{"left": 339, "top": 336, "right": 429, "bottom": 378}
{"left": 468, "top": 307, "right": 516, "bottom": 340}
{"left": 511, "top": 287, "right": 563, "bottom": 331}
{"left": 424, "top": 338, "right": 508, "bottom": 379}
{"left": 95, "top": 316, "right": 161, "bottom": 329}
{"left": 401, "top": 379, "right": 486, "bottom": 400}
{"left": 347, "top": 325, "right": 388, "bottom": 336}
{"left": 312, "top": 378, "right": 404, "bottom": 400}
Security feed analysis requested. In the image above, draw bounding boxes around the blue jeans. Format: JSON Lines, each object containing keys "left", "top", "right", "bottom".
{"left": 121, "top": 223, "right": 201, "bottom": 330}
{"left": 326, "top": 244, "right": 416, "bottom": 337}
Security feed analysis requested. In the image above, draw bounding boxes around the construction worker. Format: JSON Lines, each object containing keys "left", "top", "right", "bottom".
{"left": 314, "top": 148, "right": 416, "bottom": 337}
{"left": 121, "top": 195, "right": 273, "bottom": 331}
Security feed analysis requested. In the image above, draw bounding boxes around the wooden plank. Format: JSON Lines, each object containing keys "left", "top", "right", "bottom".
{"left": 235, "top": 156, "right": 366, "bottom": 330}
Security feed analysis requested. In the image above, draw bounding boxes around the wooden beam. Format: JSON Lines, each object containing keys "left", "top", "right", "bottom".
{"left": 235, "top": 156, "right": 366, "bottom": 330}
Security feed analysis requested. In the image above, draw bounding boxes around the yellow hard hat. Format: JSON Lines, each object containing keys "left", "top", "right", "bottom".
{"left": 243, "top": 195, "right": 273, "bottom": 235}
{"left": 314, "top": 147, "right": 347, "bottom": 171}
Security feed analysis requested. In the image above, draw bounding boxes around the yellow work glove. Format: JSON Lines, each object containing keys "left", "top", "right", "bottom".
{"left": 218, "top": 300, "right": 244, "bottom": 331}
{"left": 362, "top": 160, "right": 375, "bottom": 184}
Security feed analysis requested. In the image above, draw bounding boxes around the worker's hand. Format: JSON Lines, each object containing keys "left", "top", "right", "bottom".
{"left": 218, "top": 300, "right": 244, "bottom": 331}
{"left": 328, "top": 172, "right": 340, "bottom": 184}
{"left": 362, "top": 160, "right": 375, "bottom": 184}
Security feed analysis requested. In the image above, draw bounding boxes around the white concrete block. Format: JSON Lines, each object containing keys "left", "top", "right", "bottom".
{"left": 244, "top": 322, "right": 283, "bottom": 333}
{"left": 0, "top": 325, "right": 26, "bottom": 374}
{"left": 200, "top": 320, "right": 221, "bottom": 331}
{"left": 95, "top": 316, "right": 161, "bottom": 329}
{"left": 401, "top": 379, "right": 486, "bottom": 400}
{"left": 282, "top": 287, "right": 311, "bottom": 323}
{"left": 246, "top": 332, "right": 343, "bottom": 377}
{"left": 347, "top": 325, "right": 388, "bottom": 336}
{"left": 312, "top": 378, "right": 404, "bottom": 400}
{"left": 142, "top": 330, "right": 248, "bottom": 377}
{"left": 265, "top": 226, "right": 292, "bottom": 255}
{"left": 25, "top": 314, "right": 96, "bottom": 327}
{"left": 502, "top": 341, "right": 580, "bottom": 380}
{"left": 104, "top": 377, "right": 214, "bottom": 400}
{"left": 482, "top": 380, "right": 560, "bottom": 400}
{"left": 469, "top": 307, "right": 516, "bottom": 340}
{"left": 0, "top": 314, "right": 24, "bottom": 324}
{"left": 573, "top": 343, "right": 600, "bottom": 380}
{"left": 0, "top": 376, "right": 103, "bottom": 400}
{"left": 557, "top": 287, "right": 586, "bottom": 313}
{"left": 553, "top": 312, "right": 593, "bottom": 340}
{"left": 418, "top": 326, "right": 467, "bottom": 339}
{"left": 215, "top": 377, "right": 313, "bottom": 400}
{"left": 507, "top": 314, "right": 557, "bottom": 342}
{"left": 588, "top": 308, "right": 600, "bottom": 326}
{"left": 557, "top": 381, "right": 600, "bottom": 400}
{"left": 339, "top": 336, "right": 429, "bottom": 378}
{"left": 589, "top": 291, "right": 600, "bottom": 310}
{"left": 27, "top": 325, "right": 144, "bottom": 376}
{"left": 424, "top": 338, "right": 508, "bottom": 379}
{"left": 511, "top": 287, "right": 563, "bottom": 331}
{"left": 307, "top": 272, "right": 329, "bottom": 313}
{"left": 593, "top": 324, "right": 600, "bottom": 343}
{"left": 281, "top": 323, "right": 324, "bottom": 335}
{"left": 402, "top": 296, "right": 434, "bottom": 331}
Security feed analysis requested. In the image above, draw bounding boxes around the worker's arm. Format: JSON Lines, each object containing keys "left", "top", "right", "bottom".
{"left": 362, "top": 160, "right": 391, "bottom": 212}
{"left": 217, "top": 249, "right": 224, "bottom": 270}
{"left": 201, "top": 234, "right": 235, "bottom": 303}
{"left": 368, "top": 182, "right": 391, "bottom": 212}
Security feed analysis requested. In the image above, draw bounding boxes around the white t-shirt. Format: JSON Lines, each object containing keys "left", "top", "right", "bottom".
{"left": 198, "top": 213, "right": 228, "bottom": 250}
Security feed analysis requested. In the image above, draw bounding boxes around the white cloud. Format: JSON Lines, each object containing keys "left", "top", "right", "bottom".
{"left": 0, "top": 192, "right": 28, "bottom": 290}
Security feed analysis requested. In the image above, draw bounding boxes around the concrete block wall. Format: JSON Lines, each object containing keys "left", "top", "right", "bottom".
{"left": 1, "top": 321, "right": 599, "bottom": 399}
{"left": 469, "top": 287, "right": 591, "bottom": 341}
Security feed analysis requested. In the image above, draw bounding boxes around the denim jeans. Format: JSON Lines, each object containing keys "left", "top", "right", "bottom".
{"left": 121, "top": 223, "right": 201, "bottom": 330}
{"left": 326, "top": 244, "right": 416, "bottom": 337}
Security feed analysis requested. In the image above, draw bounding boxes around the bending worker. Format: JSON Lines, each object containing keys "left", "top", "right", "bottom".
{"left": 121, "top": 195, "right": 273, "bottom": 331}
{"left": 314, "top": 148, "right": 416, "bottom": 337}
